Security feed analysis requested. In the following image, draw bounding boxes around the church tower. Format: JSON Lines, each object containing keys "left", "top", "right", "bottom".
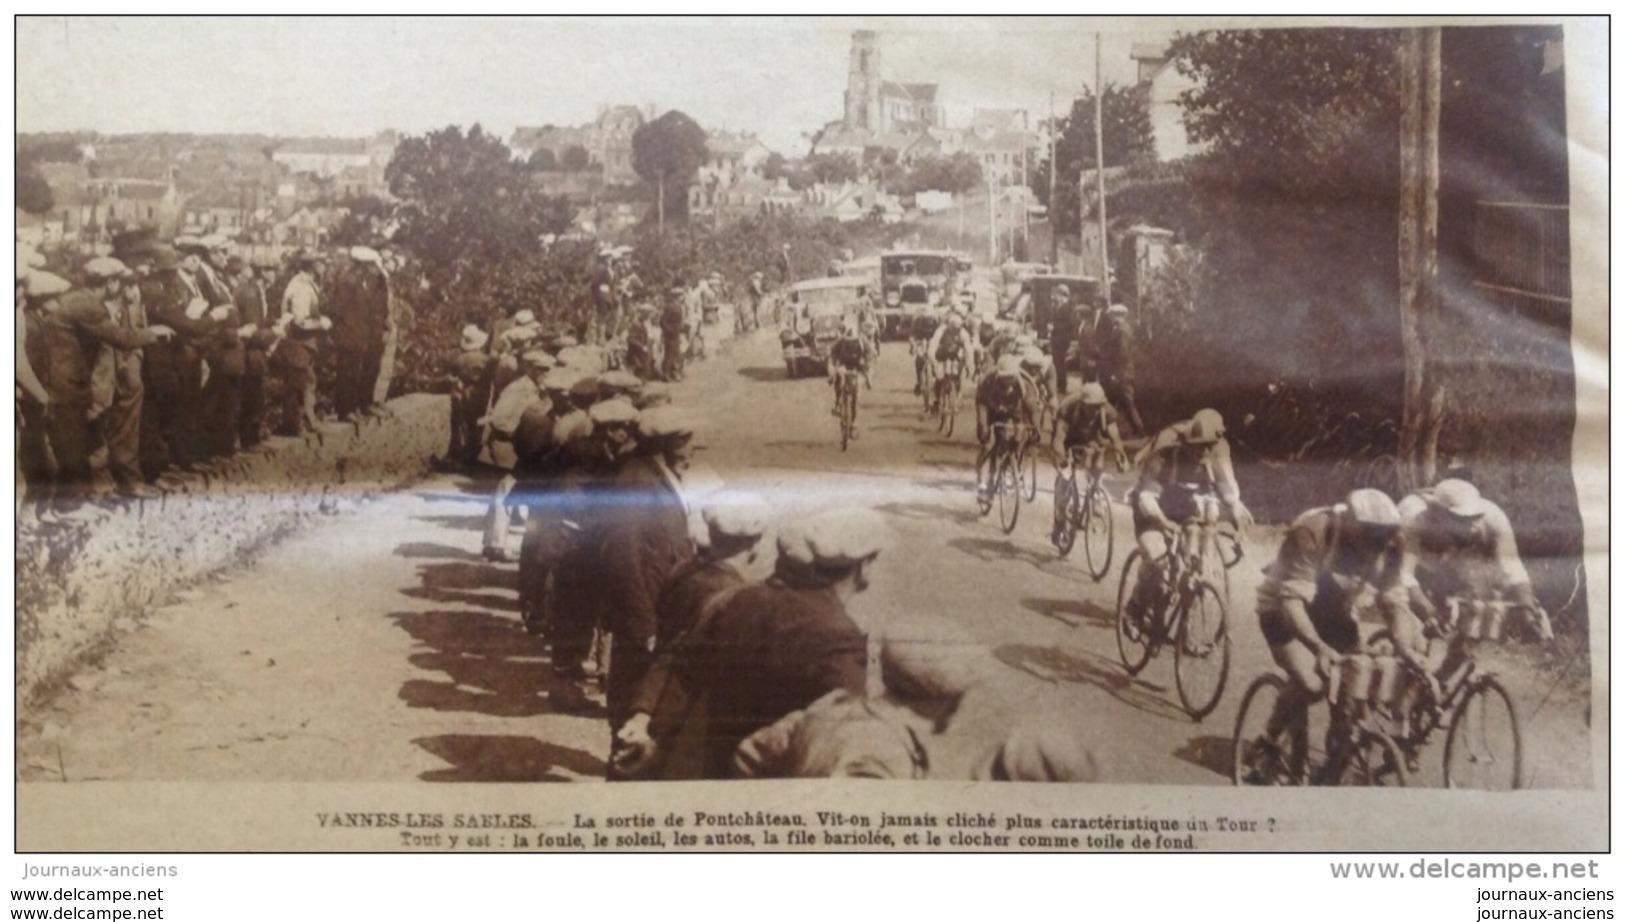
{"left": 844, "top": 30, "right": 882, "bottom": 132}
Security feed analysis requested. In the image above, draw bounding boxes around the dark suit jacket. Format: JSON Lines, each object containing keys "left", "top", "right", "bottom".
{"left": 652, "top": 579, "right": 868, "bottom": 779}
{"left": 43, "top": 290, "right": 162, "bottom": 404}
{"left": 597, "top": 455, "right": 694, "bottom": 646}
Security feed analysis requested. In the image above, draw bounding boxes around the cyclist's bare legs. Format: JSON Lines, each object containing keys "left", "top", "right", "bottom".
{"left": 1265, "top": 638, "right": 1324, "bottom": 781}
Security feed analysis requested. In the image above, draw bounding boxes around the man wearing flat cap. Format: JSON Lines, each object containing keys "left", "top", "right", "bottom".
{"left": 328, "top": 245, "right": 391, "bottom": 421}
{"left": 197, "top": 259, "right": 249, "bottom": 459}
{"left": 479, "top": 348, "right": 555, "bottom": 562}
{"left": 613, "top": 491, "right": 766, "bottom": 780}
{"left": 138, "top": 244, "right": 226, "bottom": 477}
{"left": 41, "top": 259, "right": 175, "bottom": 514}
{"left": 233, "top": 253, "right": 282, "bottom": 449}
{"left": 645, "top": 507, "right": 883, "bottom": 779}
{"left": 273, "top": 248, "right": 331, "bottom": 435}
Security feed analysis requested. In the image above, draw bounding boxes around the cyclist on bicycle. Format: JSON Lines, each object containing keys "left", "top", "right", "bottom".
{"left": 828, "top": 321, "right": 868, "bottom": 434}
{"left": 909, "top": 311, "right": 942, "bottom": 397}
{"left": 1018, "top": 346, "right": 1057, "bottom": 410}
{"left": 1124, "top": 409, "right": 1253, "bottom": 631}
{"left": 1051, "top": 382, "right": 1126, "bottom": 546}
{"left": 1397, "top": 478, "right": 1553, "bottom": 685}
{"left": 926, "top": 312, "right": 974, "bottom": 411}
{"left": 974, "top": 354, "right": 1040, "bottom": 512}
{"left": 1250, "top": 489, "right": 1430, "bottom": 781}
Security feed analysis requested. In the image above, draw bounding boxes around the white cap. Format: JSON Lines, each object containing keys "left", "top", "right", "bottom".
{"left": 702, "top": 492, "right": 767, "bottom": 540}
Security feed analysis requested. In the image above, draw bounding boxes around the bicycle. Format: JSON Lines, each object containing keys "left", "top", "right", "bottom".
{"left": 986, "top": 421, "right": 1032, "bottom": 535}
{"left": 1115, "top": 509, "right": 1243, "bottom": 720}
{"left": 1367, "top": 596, "right": 1533, "bottom": 790}
{"left": 1053, "top": 443, "right": 1124, "bottom": 580}
{"left": 1231, "top": 652, "right": 1410, "bottom": 787}
{"left": 833, "top": 367, "right": 860, "bottom": 452}
{"left": 932, "top": 357, "right": 965, "bottom": 437}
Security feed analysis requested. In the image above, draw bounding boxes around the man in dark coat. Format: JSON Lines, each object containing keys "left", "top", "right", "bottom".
{"left": 658, "top": 288, "right": 686, "bottom": 382}
{"left": 595, "top": 405, "right": 695, "bottom": 747}
{"left": 234, "top": 254, "right": 280, "bottom": 448}
{"left": 141, "top": 246, "right": 218, "bottom": 476}
{"left": 612, "top": 492, "right": 765, "bottom": 780}
{"left": 329, "top": 246, "right": 391, "bottom": 420}
{"left": 197, "top": 256, "right": 249, "bottom": 459}
{"left": 40, "top": 260, "right": 174, "bottom": 515}
{"left": 642, "top": 508, "right": 886, "bottom": 779}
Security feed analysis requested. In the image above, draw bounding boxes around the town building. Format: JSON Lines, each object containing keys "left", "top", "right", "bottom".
{"left": 1130, "top": 41, "right": 1207, "bottom": 163}
{"left": 508, "top": 104, "right": 655, "bottom": 187}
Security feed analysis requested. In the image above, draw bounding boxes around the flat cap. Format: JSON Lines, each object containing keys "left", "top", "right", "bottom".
{"left": 1430, "top": 479, "right": 1487, "bottom": 518}
{"left": 568, "top": 374, "right": 600, "bottom": 398}
{"left": 511, "top": 309, "right": 538, "bottom": 326}
{"left": 975, "top": 719, "right": 1100, "bottom": 783}
{"left": 25, "top": 271, "right": 71, "bottom": 298}
{"left": 542, "top": 369, "right": 582, "bottom": 393}
{"left": 802, "top": 507, "right": 890, "bottom": 569}
{"left": 173, "top": 234, "right": 205, "bottom": 252}
{"left": 995, "top": 354, "right": 1021, "bottom": 378}
{"left": 880, "top": 615, "right": 986, "bottom": 703}
{"left": 460, "top": 325, "right": 490, "bottom": 352}
{"left": 636, "top": 406, "right": 697, "bottom": 442}
{"left": 83, "top": 256, "right": 130, "bottom": 280}
{"left": 702, "top": 491, "right": 768, "bottom": 540}
{"left": 632, "top": 381, "right": 673, "bottom": 409}
{"left": 200, "top": 233, "right": 231, "bottom": 250}
{"left": 349, "top": 246, "right": 382, "bottom": 264}
{"left": 598, "top": 369, "right": 643, "bottom": 393}
{"left": 588, "top": 398, "right": 639, "bottom": 428}
{"left": 520, "top": 349, "right": 557, "bottom": 369}
{"left": 1106, "top": 303, "right": 1129, "bottom": 316}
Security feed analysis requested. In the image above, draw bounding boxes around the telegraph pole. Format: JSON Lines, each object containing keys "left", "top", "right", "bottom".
{"left": 1095, "top": 32, "right": 1111, "bottom": 305}
{"left": 1048, "top": 91, "right": 1058, "bottom": 266}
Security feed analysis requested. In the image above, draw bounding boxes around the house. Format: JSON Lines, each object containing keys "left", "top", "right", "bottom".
{"left": 697, "top": 131, "right": 773, "bottom": 187}
{"left": 843, "top": 32, "right": 944, "bottom": 133}
{"left": 508, "top": 104, "right": 653, "bottom": 186}
{"left": 960, "top": 126, "right": 1034, "bottom": 188}
{"left": 1131, "top": 41, "right": 1207, "bottom": 163}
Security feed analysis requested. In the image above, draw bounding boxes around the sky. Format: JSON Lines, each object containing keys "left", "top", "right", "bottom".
{"left": 16, "top": 16, "right": 1169, "bottom": 155}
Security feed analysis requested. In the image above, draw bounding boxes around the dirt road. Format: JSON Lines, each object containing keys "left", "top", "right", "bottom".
{"left": 15, "top": 323, "right": 1592, "bottom": 787}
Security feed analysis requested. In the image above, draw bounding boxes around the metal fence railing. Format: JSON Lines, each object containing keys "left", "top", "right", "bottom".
{"left": 1472, "top": 200, "right": 1571, "bottom": 305}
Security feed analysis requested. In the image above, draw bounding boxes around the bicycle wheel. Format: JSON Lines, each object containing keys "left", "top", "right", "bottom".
{"left": 1082, "top": 480, "right": 1114, "bottom": 581}
{"left": 1052, "top": 473, "right": 1078, "bottom": 558}
{"left": 839, "top": 384, "right": 854, "bottom": 452}
{"left": 1330, "top": 729, "right": 1409, "bottom": 787}
{"left": 1443, "top": 676, "right": 1523, "bottom": 790}
{"left": 996, "top": 451, "right": 1021, "bottom": 534}
{"left": 1023, "top": 438, "right": 1039, "bottom": 502}
{"left": 1174, "top": 580, "right": 1231, "bottom": 720}
{"left": 1114, "top": 550, "right": 1156, "bottom": 675}
{"left": 946, "top": 376, "right": 960, "bottom": 438}
{"left": 1231, "top": 673, "right": 1304, "bottom": 786}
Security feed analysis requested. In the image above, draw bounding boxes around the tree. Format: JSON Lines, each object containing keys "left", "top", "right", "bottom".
{"left": 1171, "top": 28, "right": 1401, "bottom": 201}
{"left": 327, "top": 194, "right": 395, "bottom": 248}
{"left": 1030, "top": 84, "right": 1154, "bottom": 237}
{"left": 16, "top": 165, "right": 54, "bottom": 215}
{"left": 385, "top": 124, "right": 574, "bottom": 294}
{"left": 804, "top": 153, "right": 861, "bottom": 188}
{"left": 631, "top": 110, "right": 709, "bottom": 230}
{"left": 527, "top": 147, "right": 558, "bottom": 172}
{"left": 760, "top": 151, "right": 789, "bottom": 182}
{"left": 560, "top": 144, "right": 591, "bottom": 172}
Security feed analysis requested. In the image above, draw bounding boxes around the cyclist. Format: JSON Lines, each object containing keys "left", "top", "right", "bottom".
{"left": 909, "top": 310, "right": 942, "bottom": 397}
{"left": 827, "top": 320, "right": 869, "bottom": 435}
{"left": 1124, "top": 409, "right": 1254, "bottom": 633}
{"left": 1018, "top": 346, "right": 1057, "bottom": 413}
{"left": 974, "top": 354, "right": 1040, "bottom": 512}
{"left": 1249, "top": 489, "right": 1431, "bottom": 782}
{"left": 1051, "top": 382, "right": 1127, "bottom": 546}
{"left": 925, "top": 312, "right": 974, "bottom": 412}
{"left": 1397, "top": 478, "right": 1553, "bottom": 685}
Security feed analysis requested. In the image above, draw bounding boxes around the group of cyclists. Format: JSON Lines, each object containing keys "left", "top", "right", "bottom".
{"left": 807, "top": 257, "right": 1556, "bottom": 785}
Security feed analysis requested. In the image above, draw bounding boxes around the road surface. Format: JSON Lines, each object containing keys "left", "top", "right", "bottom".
{"left": 15, "top": 322, "right": 1592, "bottom": 787}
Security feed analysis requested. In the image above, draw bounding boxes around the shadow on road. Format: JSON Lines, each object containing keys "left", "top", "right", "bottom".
{"left": 736, "top": 366, "right": 789, "bottom": 383}
{"left": 947, "top": 536, "right": 1076, "bottom": 580}
{"left": 413, "top": 513, "right": 490, "bottom": 532}
{"left": 400, "top": 561, "right": 520, "bottom": 611}
{"left": 394, "top": 541, "right": 485, "bottom": 563}
{"left": 875, "top": 500, "right": 981, "bottom": 527}
{"left": 993, "top": 642, "right": 1189, "bottom": 722}
{"left": 1172, "top": 734, "right": 1233, "bottom": 780}
{"left": 413, "top": 734, "right": 606, "bottom": 782}
{"left": 1020, "top": 596, "right": 1115, "bottom": 631}
{"left": 391, "top": 610, "right": 609, "bottom": 723}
